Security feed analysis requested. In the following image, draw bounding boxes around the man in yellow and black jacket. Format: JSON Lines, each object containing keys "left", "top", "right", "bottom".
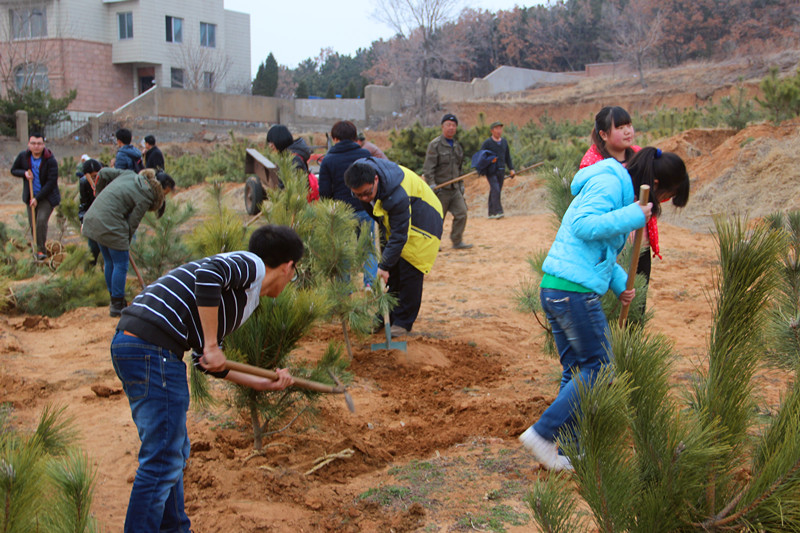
{"left": 345, "top": 157, "right": 443, "bottom": 337}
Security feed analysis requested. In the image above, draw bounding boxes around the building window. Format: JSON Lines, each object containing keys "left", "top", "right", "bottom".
{"left": 200, "top": 22, "right": 216, "bottom": 48}
{"left": 118, "top": 12, "right": 133, "bottom": 40}
{"left": 165, "top": 16, "right": 182, "bottom": 43}
{"left": 171, "top": 68, "right": 184, "bottom": 89}
{"left": 14, "top": 63, "right": 49, "bottom": 92}
{"left": 203, "top": 72, "right": 214, "bottom": 90}
{"left": 10, "top": 7, "right": 47, "bottom": 39}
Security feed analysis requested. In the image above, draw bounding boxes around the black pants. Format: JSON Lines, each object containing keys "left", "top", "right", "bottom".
{"left": 26, "top": 199, "right": 53, "bottom": 254}
{"left": 487, "top": 170, "right": 505, "bottom": 216}
{"left": 387, "top": 257, "right": 425, "bottom": 331}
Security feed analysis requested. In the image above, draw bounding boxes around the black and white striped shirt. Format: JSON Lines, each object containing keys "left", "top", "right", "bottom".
{"left": 117, "top": 252, "right": 265, "bottom": 356}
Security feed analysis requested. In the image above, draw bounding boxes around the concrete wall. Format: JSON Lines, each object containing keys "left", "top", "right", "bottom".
{"left": 427, "top": 77, "right": 492, "bottom": 103}
{"left": 295, "top": 98, "right": 365, "bottom": 123}
{"left": 483, "top": 66, "right": 579, "bottom": 94}
{"left": 114, "top": 87, "right": 285, "bottom": 124}
{"left": 584, "top": 61, "right": 633, "bottom": 77}
{"left": 364, "top": 83, "right": 403, "bottom": 122}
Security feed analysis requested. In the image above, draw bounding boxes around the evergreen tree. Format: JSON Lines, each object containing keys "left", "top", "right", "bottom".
{"left": 345, "top": 80, "right": 358, "bottom": 99}
{"left": 251, "top": 61, "right": 267, "bottom": 95}
{"left": 295, "top": 79, "right": 309, "bottom": 99}
{"left": 0, "top": 404, "right": 98, "bottom": 532}
{"left": 325, "top": 83, "right": 336, "bottom": 99}
{"left": 252, "top": 53, "right": 279, "bottom": 96}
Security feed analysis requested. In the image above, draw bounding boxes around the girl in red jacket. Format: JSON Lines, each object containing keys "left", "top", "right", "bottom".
{"left": 579, "top": 106, "right": 661, "bottom": 317}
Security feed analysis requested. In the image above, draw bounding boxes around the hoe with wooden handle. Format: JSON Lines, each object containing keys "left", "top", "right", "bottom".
{"left": 619, "top": 184, "right": 650, "bottom": 327}
{"left": 225, "top": 360, "right": 355, "bottom": 413}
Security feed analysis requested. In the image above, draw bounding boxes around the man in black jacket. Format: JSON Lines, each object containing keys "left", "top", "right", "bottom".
{"left": 480, "top": 121, "right": 515, "bottom": 219}
{"left": 143, "top": 135, "right": 165, "bottom": 170}
{"left": 318, "top": 120, "right": 376, "bottom": 287}
{"left": 10, "top": 132, "right": 61, "bottom": 259}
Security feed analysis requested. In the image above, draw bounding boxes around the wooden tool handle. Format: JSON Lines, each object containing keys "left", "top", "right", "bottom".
{"left": 618, "top": 185, "right": 650, "bottom": 327}
{"left": 225, "top": 360, "right": 345, "bottom": 394}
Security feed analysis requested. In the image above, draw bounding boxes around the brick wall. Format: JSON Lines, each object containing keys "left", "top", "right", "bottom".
{"left": 0, "top": 38, "right": 133, "bottom": 113}
{"left": 57, "top": 39, "right": 134, "bottom": 112}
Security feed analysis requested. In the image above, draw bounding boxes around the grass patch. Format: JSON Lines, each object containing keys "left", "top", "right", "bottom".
{"left": 454, "top": 504, "right": 530, "bottom": 532}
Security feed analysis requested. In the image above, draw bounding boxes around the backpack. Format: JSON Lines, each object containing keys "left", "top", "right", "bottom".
{"left": 133, "top": 157, "right": 145, "bottom": 173}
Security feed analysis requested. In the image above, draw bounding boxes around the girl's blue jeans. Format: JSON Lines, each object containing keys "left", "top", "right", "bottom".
{"left": 111, "top": 331, "right": 191, "bottom": 533}
{"left": 533, "top": 288, "right": 611, "bottom": 444}
{"left": 99, "top": 245, "right": 129, "bottom": 299}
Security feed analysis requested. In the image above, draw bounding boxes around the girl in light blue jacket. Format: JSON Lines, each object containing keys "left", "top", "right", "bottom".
{"left": 520, "top": 147, "right": 690, "bottom": 471}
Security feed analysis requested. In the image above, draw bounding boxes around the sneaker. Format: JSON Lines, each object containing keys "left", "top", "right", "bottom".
{"left": 35, "top": 251, "right": 47, "bottom": 261}
{"left": 519, "top": 427, "right": 560, "bottom": 470}
{"left": 452, "top": 242, "right": 473, "bottom": 250}
{"left": 390, "top": 325, "right": 408, "bottom": 337}
{"left": 555, "top": 454, "right": 574, "bottom": 472}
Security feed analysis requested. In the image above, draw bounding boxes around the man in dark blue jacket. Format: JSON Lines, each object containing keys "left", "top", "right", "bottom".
{"left": 10, "top": 132, "right": 61, "bottom": 260}
{"left": 318, "top": 120, "right": 377, "bottom": 287}
{"left": 114, "top": 128, "right": 143, "bottom": 171}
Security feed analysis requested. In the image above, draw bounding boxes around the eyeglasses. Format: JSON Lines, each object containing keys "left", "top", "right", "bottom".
{"left": 290, "top": 261, "right": 298, "bottom": 282}
{"left": 351, "top": 179, "right": 377, "bottom": 200}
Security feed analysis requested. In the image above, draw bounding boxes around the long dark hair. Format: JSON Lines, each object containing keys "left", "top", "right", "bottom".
{"left": 626, "top": 147, "right": 690, "bottom": 218}
{"left": 592, "top": 106, "right": 635, "bottom": 162}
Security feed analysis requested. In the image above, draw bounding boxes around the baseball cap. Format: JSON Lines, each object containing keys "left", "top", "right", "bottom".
{"left": 490, "top": 121, "right": 503, "bottom": 129}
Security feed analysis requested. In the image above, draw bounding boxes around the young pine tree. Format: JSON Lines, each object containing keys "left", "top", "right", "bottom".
{"left": 529, "top": 216, "right": 800, "bottom": 531}
{"left": 0, "top": 404, "right": 97, "bottom": 532}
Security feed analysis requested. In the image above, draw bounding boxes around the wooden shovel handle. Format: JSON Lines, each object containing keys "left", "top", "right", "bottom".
{"left": 618, "top": 185, "right": 650, "bottom": 327}
{"left": 224, "top": 360, "right": 345, "bottom": 394}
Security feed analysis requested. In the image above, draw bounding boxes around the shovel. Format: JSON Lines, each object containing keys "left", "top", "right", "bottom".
{"left": 618, "top": 184, "right": 650, "bottom": 327}
{"left": 370, "top": 229, "right": 407, "bottom": 352}
{"left": 225, "top": 360, "right": 355, "bottom": 413}
{"left": 27, "top": 178, "right": 39, "bottom": 259}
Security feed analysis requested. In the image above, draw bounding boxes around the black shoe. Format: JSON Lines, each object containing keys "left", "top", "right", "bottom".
{"left": 452, "top": 242, "right": 473, "bottom": 250}
{"left": 109, "top": 297, "right": 126, "bottom": 318}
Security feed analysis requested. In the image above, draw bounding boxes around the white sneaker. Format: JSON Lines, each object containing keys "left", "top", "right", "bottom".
{"left": 555, "top": 454, "right": 574, "bottom": 472}
{"left": 519, "top": 427, "right": 560, "bottom": 470}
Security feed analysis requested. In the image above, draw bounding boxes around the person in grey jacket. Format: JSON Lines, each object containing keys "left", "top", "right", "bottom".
{"left": 82, "top": 168, "right": 174, "bottom": 316}
{"left": 422, "top": 114, "right": 472, "bottom": 250}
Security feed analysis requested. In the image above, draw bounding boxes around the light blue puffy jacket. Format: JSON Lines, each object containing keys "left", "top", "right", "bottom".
{"left": 541, "top": 158, "right": 646, "bottom": 296}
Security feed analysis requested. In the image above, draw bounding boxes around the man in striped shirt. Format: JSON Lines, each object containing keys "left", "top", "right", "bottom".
{"left": 111, "top": 224, "right": 302, "bottom": 533}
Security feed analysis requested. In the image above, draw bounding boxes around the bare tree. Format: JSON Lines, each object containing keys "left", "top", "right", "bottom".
{"left": 372, "top": 0, "right": 463, "bottom": 114}
{"left": 275, "top": 65, "right": 298, "bottom": 99}
{"left": 600, "top": 2, "right": 663, "bottom": 89}
{"left": 170, "top": 38, "right": 232, "bottom": 92}
{"left": 0, "top": 5, "right": 54, "bottom": 94}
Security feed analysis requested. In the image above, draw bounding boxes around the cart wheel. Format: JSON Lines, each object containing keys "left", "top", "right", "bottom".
{"left": 244, "top": 176, "right": 264, "bottom": 215}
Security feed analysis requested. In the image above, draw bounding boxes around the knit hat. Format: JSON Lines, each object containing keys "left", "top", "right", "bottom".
{"left": 441, "top": 113, "right": 458, "bottom": 125}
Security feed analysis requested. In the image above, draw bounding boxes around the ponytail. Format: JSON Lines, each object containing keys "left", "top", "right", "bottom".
{"left": 626, "top": 147, "right": 690, "bottom": 217}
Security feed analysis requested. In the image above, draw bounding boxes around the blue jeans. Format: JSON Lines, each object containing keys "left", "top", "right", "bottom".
{"left": 99, "top": 245, "right": 129, "bottom": 299}
{"left": 355, "top": 209, "right": 378, "bottom": 287}
{"left": 111, "top": 331, "right": 191, "bottom": 533}
{"left": 533, "top": 289, "right": 611, "bottom": 444}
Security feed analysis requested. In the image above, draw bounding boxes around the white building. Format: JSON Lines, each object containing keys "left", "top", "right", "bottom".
{"left": 0, "top": 0, "right": 251, "bottom": 113}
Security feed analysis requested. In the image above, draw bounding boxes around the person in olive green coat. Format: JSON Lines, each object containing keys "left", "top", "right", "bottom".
{"left": 82, "top": 168, "right": 174, "bottom": 317}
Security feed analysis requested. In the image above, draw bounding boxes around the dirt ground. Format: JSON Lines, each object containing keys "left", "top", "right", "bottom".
{"left": 2, "top": 56, "right": 800, "bottom": 531}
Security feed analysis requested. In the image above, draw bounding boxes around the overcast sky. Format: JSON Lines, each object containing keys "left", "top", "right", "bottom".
{"left": 223, "top": 0, "right": 530, "bottom": 76}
